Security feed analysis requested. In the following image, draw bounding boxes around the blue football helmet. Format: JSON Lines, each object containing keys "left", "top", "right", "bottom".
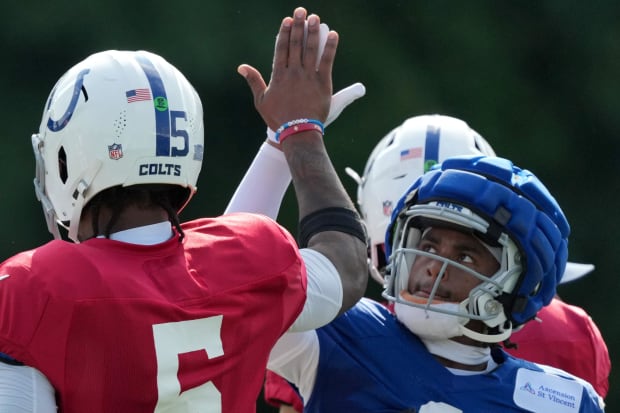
{"left": 384, "top": 155, "right": 570, "bottom": 343}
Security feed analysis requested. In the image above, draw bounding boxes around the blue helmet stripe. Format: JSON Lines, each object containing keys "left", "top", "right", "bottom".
{"left": 135, "top": 54, "right": 170, "bottom": 156}
{"left": 424, "top": 124, "right": 440, "bottom": 169}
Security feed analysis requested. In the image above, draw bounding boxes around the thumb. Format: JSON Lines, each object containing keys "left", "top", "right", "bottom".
{"left": 238, "top": 64, "right": 267, "bottom": 106}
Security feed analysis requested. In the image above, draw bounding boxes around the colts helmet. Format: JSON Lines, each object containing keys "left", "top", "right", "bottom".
{"left": 32, "top": 50, "right": 204, "bottom": 242}
{"left": 346, "top": 115, "right": 496, "bottom": 282}
{"left": 384, "top": 155, "right": 570, "bottom": 342}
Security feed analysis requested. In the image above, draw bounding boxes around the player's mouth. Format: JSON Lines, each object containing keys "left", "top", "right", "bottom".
{"left": 400, "top": 289, "right": 452, "bottom": 305}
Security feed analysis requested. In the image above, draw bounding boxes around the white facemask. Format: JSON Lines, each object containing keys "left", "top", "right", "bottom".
{"left": 394, "top": 301, "right": 469, "bottom": 340}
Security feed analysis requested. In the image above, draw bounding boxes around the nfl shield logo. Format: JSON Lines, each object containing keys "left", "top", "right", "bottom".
{"left": 382, "top": 200, "right": 393, "bottom": 216}
{"left": 108, "top": 143, "right": 123, "bottom": 160}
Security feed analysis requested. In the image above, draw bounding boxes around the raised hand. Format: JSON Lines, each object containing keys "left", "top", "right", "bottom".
{"left": 238, "top": 7, "right": 368, "bottom": 317}
{"left": 238, "top": 7, "right": 337, "bottom": 131}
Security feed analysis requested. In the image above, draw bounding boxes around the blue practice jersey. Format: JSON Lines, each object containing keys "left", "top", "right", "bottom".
{"left": 306, "top": 298, "right": 604, "bottom": 413}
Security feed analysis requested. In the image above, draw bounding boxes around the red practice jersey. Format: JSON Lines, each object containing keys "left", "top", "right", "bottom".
{"left": 508, "top": 298, "right": 610, "bottom": 398}
{"left": 264, "top": 370, "right": 303, "bottom": 412}
{"left": 0, "top": 213, "right": 307, "bottom": 412}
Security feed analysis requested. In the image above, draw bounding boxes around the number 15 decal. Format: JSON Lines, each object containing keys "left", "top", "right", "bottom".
{"left": 156, "top": 110, "right": 189, "bottom": 157}
{"left": 152, "top": 316, "right": 224, "bottom": 412}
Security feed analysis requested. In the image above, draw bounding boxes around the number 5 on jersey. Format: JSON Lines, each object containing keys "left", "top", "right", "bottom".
{"left": 152, "top": 316, "right": 224, "bottom": 412}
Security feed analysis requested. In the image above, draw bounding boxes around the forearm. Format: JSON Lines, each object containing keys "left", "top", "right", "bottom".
{"left": 239, "top": 9, "right": 368, "bottom": 315}
{"left": 225, "top": 142, "right": 291, "bottom": 218}
{"left": 282, "top": 130, "right": 368, "bottom": 314}
{"left": 281, "top": 131, "right": 351, "bottom": 216}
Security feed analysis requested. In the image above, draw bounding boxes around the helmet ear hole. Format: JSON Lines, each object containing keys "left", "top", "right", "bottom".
{"left": 58, "top": 146, "right": 68, "bottom": 184}
{"left": 529, "top": 281, "right": 542, "bottom": 296}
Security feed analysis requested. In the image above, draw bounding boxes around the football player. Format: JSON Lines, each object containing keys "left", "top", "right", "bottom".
{"left": 0, "top": 7, "right": 367, "bottom": 412}
{"left": 230, "top": 115, "right": 605, "bottom": 411}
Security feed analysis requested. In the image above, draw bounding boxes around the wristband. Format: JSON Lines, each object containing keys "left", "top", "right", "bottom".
{"left": 274, "top": 119, "right": 325, "bottom": 143}
{"left": 278, "top": 122, "right": 324, "bottom": 144}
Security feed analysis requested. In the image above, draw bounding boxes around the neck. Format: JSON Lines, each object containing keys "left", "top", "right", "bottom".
{"left": 103, "top": 206, "right": 170, "bottom": 233}
{"left": 80, "top": 204, "right": 170, "bottom": 241}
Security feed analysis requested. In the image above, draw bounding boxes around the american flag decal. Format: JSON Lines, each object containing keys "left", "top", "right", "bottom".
{"left": 126, "top": 88, "right": 152, "bottom": 103}
{"left": 400, "top": 147, "right": 423, "bottom": 161}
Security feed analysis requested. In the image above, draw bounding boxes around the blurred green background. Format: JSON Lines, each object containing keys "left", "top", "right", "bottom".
{"left": 2, "top": 1, "right": 618, "bottom": 411}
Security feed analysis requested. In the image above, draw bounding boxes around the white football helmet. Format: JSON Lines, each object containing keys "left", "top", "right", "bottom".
{"left": 346, "top": 115, "right": 495, "bottom": 282}
{"left": 31, "top": 50, "right": 204, "bottom": 242}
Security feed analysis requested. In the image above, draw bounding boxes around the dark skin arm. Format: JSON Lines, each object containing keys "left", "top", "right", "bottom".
{"left": 238, "top": 7, "right": 367, "bottom": 316}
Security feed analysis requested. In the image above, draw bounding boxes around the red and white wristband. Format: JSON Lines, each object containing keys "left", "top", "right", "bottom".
{"left": 273, "top": 118, "right": 325, "bottom": 144}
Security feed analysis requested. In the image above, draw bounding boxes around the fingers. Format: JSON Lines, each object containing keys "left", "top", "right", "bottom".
{"left": 332, "top": 83, "right": 366, "bottom": 106}
{"left": 303, "top": 15, "right": 321, "bottom": 70}
{"left": 237, "top": 64, "right": 267, "bottom": 107}
{"left": 274, "top": 7, "right": 332, "bottom": 73}
{"left": 325, "top": 83, "right": 367, "bottom": 127}
{"left": 288, "top": 7, "right": 307, "bottom": 67}
{"left": 246, "top": 7, "right": 336, "bottom": 130}
{"left": 317, "top": 30, "right": 338, "bottom": 78}
{"left": 316, "top": 23, "right": 330, "bottom": 70}
{"left": 272, "top": 17, "right": 293, "bottom": 78}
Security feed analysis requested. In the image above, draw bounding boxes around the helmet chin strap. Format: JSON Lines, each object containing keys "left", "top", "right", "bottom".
{"left": 67, "top": 161, "right": 102, "bottom": 243}
{"left": 35, "top": 183, "right": 61, "bottom": 240}
{"left": 368, "top": 259, "right": 385, "bottom": 285}
{"left": 394, "top": 297, "right": 513, "bottom": 345}
{"left": 460, "top": 320, "right": 513, "bottom": 343}
{"left": 459, "top": 295, "right": 513, "bottom": 343}
{"left": 32, "top": 134, "right": 62, "bottom": 240}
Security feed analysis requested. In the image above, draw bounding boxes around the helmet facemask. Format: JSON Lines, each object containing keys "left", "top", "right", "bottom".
{"left": 384, "top": 201, "right": 523, "bottom": 343}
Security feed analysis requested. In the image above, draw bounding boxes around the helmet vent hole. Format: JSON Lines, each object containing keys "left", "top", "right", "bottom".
{"left": 58, "top": 146, "right": 68, "bottom": 183}
{"left": 113, "top": 110, "right": 128, "bottom": 138}
{"left": 81, "top": 85, "right": 89, "bottom": 102}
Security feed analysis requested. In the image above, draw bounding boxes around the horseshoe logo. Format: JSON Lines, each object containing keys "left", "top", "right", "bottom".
{"left": 47, "top": 68, "right": 90, "bottom": 132}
